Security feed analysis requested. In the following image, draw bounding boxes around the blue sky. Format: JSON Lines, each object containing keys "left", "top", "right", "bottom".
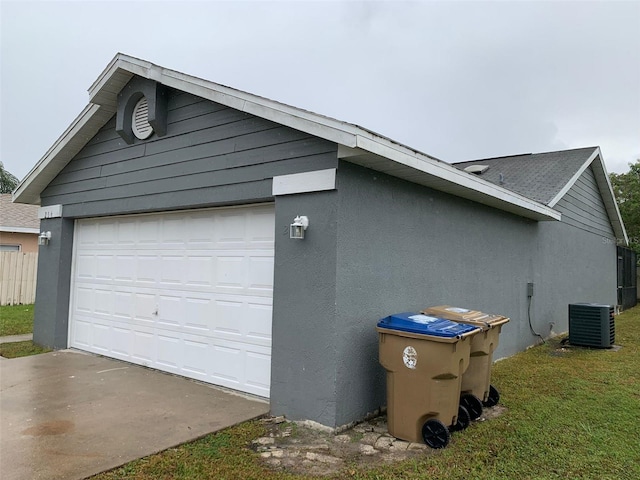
{"left": 1, "top": 0, "right": 639, "bottom": 181}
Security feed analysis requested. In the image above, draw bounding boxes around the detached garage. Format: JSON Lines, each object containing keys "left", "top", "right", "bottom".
{"left": 13, "top": 53, "right": 627, "bottom": 430}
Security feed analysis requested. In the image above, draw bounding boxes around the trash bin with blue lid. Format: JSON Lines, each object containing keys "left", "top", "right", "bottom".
{"left": 421, "top": 305, "right": 510, "bottom": 416}
{"left": 376, "top": 312, "right": 480, "bottom": 449}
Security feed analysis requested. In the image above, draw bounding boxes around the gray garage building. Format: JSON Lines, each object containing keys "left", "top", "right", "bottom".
{"left": 13, "top": 54, "right": 627, "bottom": 429}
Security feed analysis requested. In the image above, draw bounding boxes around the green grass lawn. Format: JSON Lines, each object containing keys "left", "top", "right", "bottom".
{"left": 0, "top": 304, "right": 34, "bottom": 336}
{"left": 0, "top": 340, "right": 51, "bottom": 358}
{"left": 0, "top": 304, "right": 49, "bottom": 358}
{"left": 91, "top": 306, "right": 640, "bottom": 480}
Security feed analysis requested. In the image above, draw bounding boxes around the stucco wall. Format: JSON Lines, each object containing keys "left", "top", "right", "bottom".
{"left": 270, "top": 191, "right": 340, "bottom": 426}
{"left": 0, "top": 232, "right": 39, "bottom": 253}
{"left": 32, "top": 217, "right": 74, "bottom": 348}
{"left": 328, "top": 161, "right": 617, "bottom": 427}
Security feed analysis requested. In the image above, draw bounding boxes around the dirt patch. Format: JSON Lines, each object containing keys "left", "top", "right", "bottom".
{"left": 254, "top": 405, "right": 507, "bottom": 476}
{"left": 21, "top": 420, "right": 74, "bottom": 436}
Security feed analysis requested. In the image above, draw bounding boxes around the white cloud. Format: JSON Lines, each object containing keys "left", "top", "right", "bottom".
{"left": 1, "top": 0, "right": 638, "bottom": 180}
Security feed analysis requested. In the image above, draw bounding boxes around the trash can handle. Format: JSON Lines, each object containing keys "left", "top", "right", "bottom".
{"left": 492, "top": 317, "right": 510, "bottom": 327}
{"left": 457, "top": 329, "right": 479, "bottom": 340}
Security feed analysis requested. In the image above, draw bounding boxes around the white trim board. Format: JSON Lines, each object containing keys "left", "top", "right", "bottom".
{"left": 272, "top": 169, "right": 336, "bottom": 196}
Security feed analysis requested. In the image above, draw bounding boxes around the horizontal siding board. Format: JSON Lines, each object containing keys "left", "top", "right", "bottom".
{"left": 163, "top": 108, "right": 253, "bottom": 137}
{"left": 103, "top": 142, "right": 336, "bottom": 188}
{"left": 73, "top": 134, "right": 136, "bottom": 160}
{"left": 82, "top": 117, "right": 119, "bottom": 147}
{"left": 166, "top": 98, "right": 230, "bottom": 123}
{"left": 43, "top": 153, "right": 336, "bottom": 205}
{"left": 556, "top": 166, "right": 614, "bottom": 236}
{"left": 62, "top": 144, "right": 146, "bottom": 173}
{"left": 166, "top": 90, "right": 208, "bottom": 110}
{"left": 48, "top": 166, "right": 104, "bottom": 187}
{"left": 44, "top": 86, "right": 338, "bottom": 216}
{"left": 101, "top": 126, "right": 320, "bottom": 178}
{"left": 562, "top": 191, "right": 609, "bottom": 227}
{"left": 561, "top": 215, "right": 613, "bottom": 237}
{"left": 56, "top": 180, "right": 274, "bottom": 218}
{"left": 558, "top": 197, "right": 613, "bottom": 233}
{"left": 562, "top": 184, "right": 609, "bottom": 216}
{"left": 143, "top": 116, "right": 281, "bottom": 157}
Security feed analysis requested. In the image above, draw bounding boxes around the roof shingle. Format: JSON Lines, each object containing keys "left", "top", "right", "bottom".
{"left": 453, "top": 147, "right": 597, "bottom": 205}
{"left": 0, "top": 194, "right": 39, "bottom": 231}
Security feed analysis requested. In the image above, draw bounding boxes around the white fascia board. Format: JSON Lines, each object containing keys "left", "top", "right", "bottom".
{"left": 272, "top": 169, "right": 336, "bottom": 196}
{"left": 157, "top": 68, "right": 360, "bottom": 148}
{"left": 98, "top": 55, "right": 361, "bottom": 148}
{"left": 0, "top": 226, "right": 40, "bottom": 234}
{"left": 547, "top": 148, "right": 600, "bottom": 207}
{"left": 88, "top": 54, "right": 151, "bottom": 104}
{"left": 354, "top": 135, "right": 561, "bottom": 221}
{"left": 591, "top": 149, "right": 628, "bottom": 244}
{"left": 13, "top": 104, "right": 103, "bottom": 205}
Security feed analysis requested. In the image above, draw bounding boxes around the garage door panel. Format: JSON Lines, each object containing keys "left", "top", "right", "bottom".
{"left": 131, "top": 328, "right": 155, "bottom": 364}
{"left": 245, "top": 350, "right": 271, "bottom": 396}
{"left": 70, "top": 205, "right": 274, "bottom": 397}
{"left": 115, "top": 255, "right": 136, "bottom": 282}
{"left": 136, "top": 255, "right": 159, "bottom": 284}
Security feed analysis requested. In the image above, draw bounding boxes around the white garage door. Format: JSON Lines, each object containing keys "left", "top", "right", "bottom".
{"left": 69, "top": 204, "right": 275, "bottom": 397}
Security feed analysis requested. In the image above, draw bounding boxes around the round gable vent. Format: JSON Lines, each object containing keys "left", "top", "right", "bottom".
{"left": 132, "top": 96, "right": 153, "bottom": 140}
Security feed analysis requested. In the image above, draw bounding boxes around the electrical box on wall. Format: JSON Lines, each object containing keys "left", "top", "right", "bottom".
{"left": 527, "top": 282, "right": 534, "bottom": 297}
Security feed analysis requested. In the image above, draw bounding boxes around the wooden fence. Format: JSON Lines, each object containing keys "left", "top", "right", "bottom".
{"left": 0, "top": 252, "right": 38, "bottom": 306}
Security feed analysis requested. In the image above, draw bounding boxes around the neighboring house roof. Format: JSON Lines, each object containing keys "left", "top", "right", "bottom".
{"left": 13, "top": 53, "right": 558, "bottom": 222}
{"left": 0, "top": 194, "right": 39, "bottom": 234}
{"left": 453, "top": 147, "right": 627, "bottom": 243}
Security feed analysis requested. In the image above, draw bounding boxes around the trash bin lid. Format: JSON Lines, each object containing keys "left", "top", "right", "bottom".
{"left": 377, "top": 312, "right": 479, "bottom": 338}
{"left": 421, "top": 306, "right": 510, "bottom": 329}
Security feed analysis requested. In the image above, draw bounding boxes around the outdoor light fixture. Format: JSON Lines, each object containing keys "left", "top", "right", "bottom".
{"left": 290, "top": 216, "right": 309, "bottom": 240}
{"left": 38, "top": 231, "right": 51, "bottom": 246}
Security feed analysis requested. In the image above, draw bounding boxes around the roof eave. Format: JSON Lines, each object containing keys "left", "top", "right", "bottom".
{"left": 590, "top": 149, "right": 629, "bottom": 245}
{"left": 547, "top": 147, "right": 628, "bottom": 244}
{"left": 339, "top": 142, "right": 560, "bottom": 222}
{"left": 12, "top": 52, "right": 562, "bottom": 222}
{"left": 12, "top": 104, "right": 113, "bottom": 205}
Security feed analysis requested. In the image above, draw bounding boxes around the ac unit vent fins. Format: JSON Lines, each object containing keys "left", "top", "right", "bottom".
{"left": 568, "top": 303, "right": 615, "bottom": 348}
{"left": 132, "top": 97, "right": 153, "bottom": 140}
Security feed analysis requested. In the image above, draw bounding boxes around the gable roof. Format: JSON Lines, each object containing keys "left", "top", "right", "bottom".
{"left": 453, "top": 147, "right": 627, "bottom": 243}
{"left": 0, "top": 194, "right": 39, "bottom": 233}
{"left": 14, "top": 53, "right": 560, "bottom": 222}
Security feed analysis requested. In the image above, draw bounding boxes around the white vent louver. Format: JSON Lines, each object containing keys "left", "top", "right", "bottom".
{"left": 132, "top": 97, "right": 153, "bottom": 140}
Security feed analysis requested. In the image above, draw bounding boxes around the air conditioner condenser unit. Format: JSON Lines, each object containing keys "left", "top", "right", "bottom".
{"left": 568, "top": 303, "right": 615, "bottom": 348}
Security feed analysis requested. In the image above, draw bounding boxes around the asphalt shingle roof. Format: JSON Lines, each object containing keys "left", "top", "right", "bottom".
{"left": 453, "top": 147, "right": 597, "bottom": 205}
{"left": 0, "top": 194, "right": 39, "bottom": 230}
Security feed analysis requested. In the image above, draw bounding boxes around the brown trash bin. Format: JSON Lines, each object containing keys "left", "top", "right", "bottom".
{"left": 377, "top": 313, "right": 479, "bottom": 449}
{"left": 421, "top": 306, "right": 509, "bottom": 417}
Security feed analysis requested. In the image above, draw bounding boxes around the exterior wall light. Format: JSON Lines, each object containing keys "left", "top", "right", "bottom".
{"left": 290, "top": 216, "right": 309, "bottom": 239}
{"left": 38, "top": 231, "right": 52, "bottom": 246}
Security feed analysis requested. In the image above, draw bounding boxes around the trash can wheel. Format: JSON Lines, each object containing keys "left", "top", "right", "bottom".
{"left": 422, "top": 419, "right": 450, "bottom": 449}
{"left": 450, "top": 404, "right": 470, "bottom": 432}
{"left": 460, "top": 393, "right": 483, "bottom": 420}
{"left": 483, "top": 384, "right": 500, "bottom": 407}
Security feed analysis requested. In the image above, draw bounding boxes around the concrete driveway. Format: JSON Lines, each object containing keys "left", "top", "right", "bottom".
{"left": 0, "top": 350, "right": 269, "bottom": 480}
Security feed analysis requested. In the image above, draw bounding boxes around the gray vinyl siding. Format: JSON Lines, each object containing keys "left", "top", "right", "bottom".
{"left": 41, "top": 90, "right": 338, "bottom": 217}
{"left": 555, "top": 166, "right": 614, "bottom": 238}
